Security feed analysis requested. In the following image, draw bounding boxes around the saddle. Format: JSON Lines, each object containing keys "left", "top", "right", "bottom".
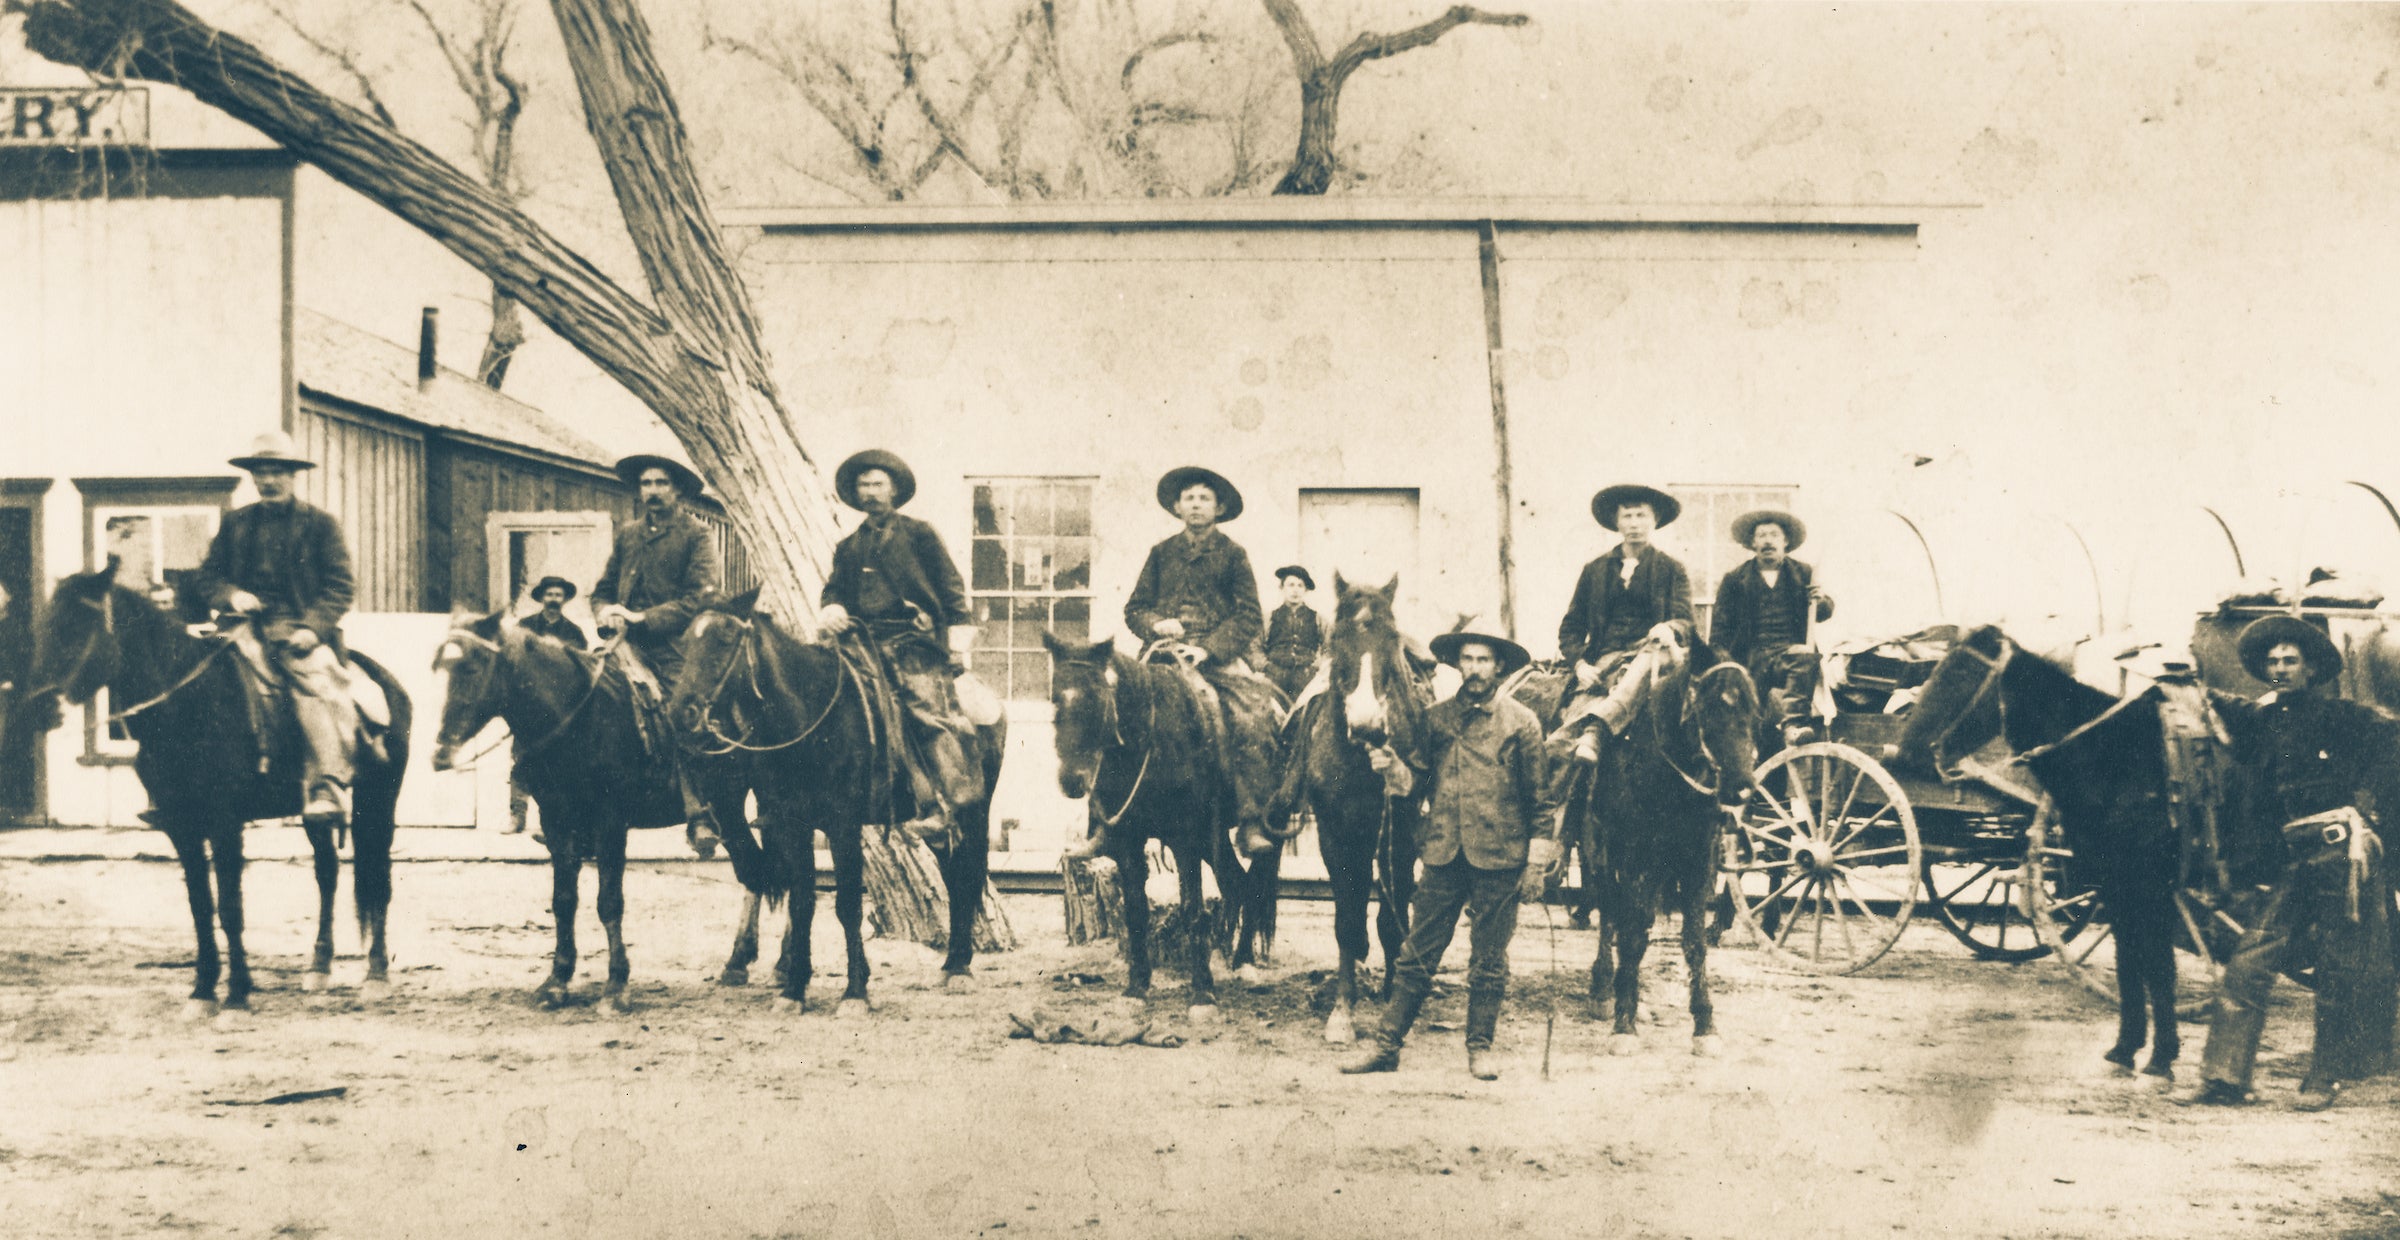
{"left": 224, "top": 622, "right": 390, "bottom": 772}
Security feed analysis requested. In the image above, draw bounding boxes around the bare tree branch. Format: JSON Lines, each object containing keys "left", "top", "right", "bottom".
{"left": 1262, "top": 0, "right": 1526, "bottom": 194}
{"left": 259, "top": 0, "right": 398, "bottom": 127}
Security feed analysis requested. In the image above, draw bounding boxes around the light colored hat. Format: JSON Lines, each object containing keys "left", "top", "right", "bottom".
{"left": 227, "top": 430, "right": 317, "bottom": 472}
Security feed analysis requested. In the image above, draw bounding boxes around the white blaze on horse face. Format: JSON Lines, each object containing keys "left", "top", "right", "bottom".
{"left": 1344, "top": 652, "right": 1385, "bottom": 735}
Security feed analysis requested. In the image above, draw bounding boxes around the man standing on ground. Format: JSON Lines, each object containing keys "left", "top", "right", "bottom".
{"left": 509, "top": 576, "right": 587, "bottom": 838}
{"left": 1263, "top": 565, "right": 1324, "bottom": 704}
{"left": 1342, "top": 628, "right": 1557, "bottom": 1081}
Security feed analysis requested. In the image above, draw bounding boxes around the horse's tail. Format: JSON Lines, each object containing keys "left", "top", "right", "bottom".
{"left": 344, "top": 651, "right": 410, "bottom": 931}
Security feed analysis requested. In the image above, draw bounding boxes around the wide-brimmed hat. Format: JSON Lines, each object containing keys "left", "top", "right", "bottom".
{"left": 1590, "top": 483, "right": 1680, "bottom": 530}
{"left": 529, "top": 576, "right": 578, "bottom": 602}
{"left": 1157, "top": 466, "right": 1243, "bottom": 522}
{"left": 1429, "top": 630, "right": 1531, "bottom": 677}
{"left": 1732, "top": 509, "right": 1806, "bottom": 551}
{"left": 2236, "top": 614, "right": 2342, "bottom": 686}
{"left": 228, "top": 430, "right": 317, "bottom": 472}
{"left": 835, "top": 449, "right": 917, "bottom": 510}
{"left": 614, "top": 453, "right": 705, "bottom": 498}
{"left": 1274, "top": 565, "right": 1315, "bottom": 590}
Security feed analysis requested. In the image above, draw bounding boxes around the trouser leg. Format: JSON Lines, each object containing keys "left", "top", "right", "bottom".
{"left": 2306, "top": 833, "right": 2395, "bottom": 1084}
{"left": 894, "top": 662, "right": 983, "bottom": 810}
{"left": 2200, "top": 879, "right": 2301, "bottom": 1091}
{"left": 1463, "top": 865, "right": 1524, "bottom": 1051}
{"left": 1378, "top": 860, "right": 1473, "bottom": 1048}
{"left": 282, "top": 644, "right": 354, "bottom": 809}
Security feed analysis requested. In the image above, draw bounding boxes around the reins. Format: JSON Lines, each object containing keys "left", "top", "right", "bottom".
{"left": 36, "top": 587, "right": 238, "bottom": 724}
{"left": 1651, "top": 659, "right": 1758, "bottom": 798}
{"left": 692, "top": 619, "right": 855, "bottom": 755}
{"left": 1922, "top": 636, "right": 2014, "bottom": 776}
{"left": 436, "top": 626, "right": 613, "bottom": 771}
{"left": 1092, "top": 657, "right": 1160, "bottom": 829}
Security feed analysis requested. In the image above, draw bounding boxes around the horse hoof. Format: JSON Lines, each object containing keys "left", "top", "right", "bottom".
{"left": 180, "top": 999, "right": 220, "bottom": 1024}
{"left": 213, "top": 1008, "right": 254, "bottom": 1032}
{"left": 1188, "top": 1004, "right": 1222, "bottom": 1026}
{"left": 717, "top": 969, "right": 749, "bottom": 988}
{"left": 1109, "top": 995, "right": 1147, "bottom": 1016}
{"left": 1208, "top": 952, "right": 1232, "bottom": 980}
{"left": 1609, "top": 1034, "right": 1641, "bottom": 1057}
{"left": 603, "top": 993, "right": 633, "bottom": 1016}
{"left": 1324, "top": 1009, "right": 1356, "bottom": 1044}
{"left": 1691, "top": 1034, "right": 1720, "bottom": 1058}
{"left": 532, "top": 987, "right": 568, "bottom": 1011}
{"left": 941, "top": 972, "right": 976, "bottom": 993}
{"left": 358, "top": 978, "right": 392, "bottom": 1004}
{"left": 302, "top": 971, "right": 331, "bottom": 994}
{"left": 2142, "top": 1068, "right": 2177, "bottom": 1093}
{"left": 2106, "top": 1062, "right": 2136, "bottom": 1080}
{"left": 772, "top": 996, "right": 806, "bottom": 1016}
{"left": 835, "top": 998, "right": 870, "bottom": 1020}
{"left": 1234, "top": 964, "right": 1266, "bottom": 987}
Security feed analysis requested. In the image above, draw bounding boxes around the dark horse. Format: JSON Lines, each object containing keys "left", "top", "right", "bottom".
{"left": 430, "top": 609, "right": 737, "bottom": 1012}
{"left": 27, "top": 565, "right": 409, "bottom": 1019}
{"left": 667, "top": 597, "right": 1006, "bottom": 1010}
{"left": 1900, "top": 625, "right": 2188, "bottom": 1082}
{"left": 1517, "top": 639, "right": 1760, "bottom": 1053}
{"left": 1274, "top": 574, "right": 1425, "bottom": 1043}
{"left": 1044, "top": 632, "right": 1278, "bottom": 1018}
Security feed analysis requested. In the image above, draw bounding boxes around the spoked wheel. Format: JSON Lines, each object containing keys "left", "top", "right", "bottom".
{"left": 1727, "top": 741, "right": 1923, "bottom": 974}
{"left": 2023, "top": 810, "right": 2227, "bottom": 1019}
{"left": 1918, "top": 801, "right": 2084, "bottom": 962}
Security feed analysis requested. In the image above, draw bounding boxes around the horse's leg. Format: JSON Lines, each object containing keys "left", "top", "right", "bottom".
{"left": 1323, "top": 802, "right": 1370, "bottom": 1042}
{"left": 1205, "top": 843, "right": 1247, "bottom": 982}
{"left": 1375, "top": 803, "right": 1420, "bottom": 1003}
{"left": 303, "top": 817, "right": 340, "bottom": 993}
{"left": 1610, "top": 909, "right": 1653, "bottom": 1052}
{"left": 720, "top": 890, "right": 762, "bottom": 987}
{"left": 169, "top": 825, "right": 221, "bottom": 1019}
{"left": 352, "top": 804, "right": 395, "bottom": 997}
{"left": 1682, "top": 878, "right": 1719, "bottom": 1055}
{"left": 775, "top": 826, "right": 816, "bottom": 1009}
{"left": 535, "top": 820, "right": 578, "bottom": 1009}
{"left": 2125, "top": 880, "right": 2179, "bottom": 1080}
{"left": 2103, "top": 885, "right": 2147, "bottom": 1075}
{"left": 936, "top": 803, "right": 992, "bottom": 986}
{"left": 595, "top": 821, "right": 632, "bottom": 1014}
{"left": 213, "top": 822, "right": 253, "bottom": 1014}
{"left": 1181, "top": 836, "right": 1221, "bottom": 1021}
{"left": 1116, "top": 838, "right": 1154, "bottom": 1004}
{"left": 830, "top": 828, "right": 872, "bottom": 1018}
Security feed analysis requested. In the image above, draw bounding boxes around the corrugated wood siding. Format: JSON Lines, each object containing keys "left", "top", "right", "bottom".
{"left": 440, "top": 446, "right": 640, "bottom": 612}
{"left": 295, "top": 400, "right": 425, "bottom": 613}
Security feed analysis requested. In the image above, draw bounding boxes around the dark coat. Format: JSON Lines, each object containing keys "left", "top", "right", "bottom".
{"left": 191, "top": 500, "right": 354, "bottom": 643}
{"left": 820, "top": 512, "right": 970, "bottom": 632}
{"left": 1710, "top": 557, "right": 1833, "bottom": 666}
{"left": 1124, "top": 528, "right": 1264, "bottom": 666}
{"left": 1264, "top": 603, "right": 1322, "bottom": 667}
{"left": 590, "top": 508, "right": 719, "bottom": 644}
{"left": 521, "top": 611, "right": 589, "bottom": 650}
{"left": 1415, "top": 691, "right": 1549, "bottom": 871}
{"left": 2214, "top": 688, "right": 2400, "bottom": 880}
{"left": 1555, "top": 545, "right": 1694, "bottom": 666}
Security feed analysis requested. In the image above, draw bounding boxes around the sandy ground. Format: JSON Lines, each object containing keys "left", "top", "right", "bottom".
{"left": 3, "top": 850, "right": 2397, "bottom": 1240}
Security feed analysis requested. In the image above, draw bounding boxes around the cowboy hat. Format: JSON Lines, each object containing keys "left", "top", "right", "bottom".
{"left": 1429, "top": 630, "right": 1531, "bottom": 677}
{"left": 835, "top": 449, "right": 917, "bottom": 510}
{"left": 529, "top": 576, "right": 578, "bottom": 602}
{"left": 1157, "top": 466, "right": 1243, "bottom": 522}
{"left": 227, "top": 429, "right": 317, "bottom": 472}
{"left": 613, "top": 453, "right": 705, "bottom": 498}
{"left": 2236, "top": 614, "right": 2342, "bottom": 686}
{"left": 1732, "top": 509, "right": 1807, "bottom": 551}
{"left": 1590, "top": 483, "right": 1680, "bottom": 530}
{"left": 1273, "top": 565, "right": 1315, "bottom": 590}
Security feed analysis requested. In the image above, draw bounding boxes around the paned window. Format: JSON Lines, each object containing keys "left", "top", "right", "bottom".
{"left": 969, "top": 477, "right": 1095, "bottom": 701}
{"left": 73, "top": 477, "right": 237, "bottom": 762}
{"left": 1666, "top": 483, "right": 1801, "bottom": 634}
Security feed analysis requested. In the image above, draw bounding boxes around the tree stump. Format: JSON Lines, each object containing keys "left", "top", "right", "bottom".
{"left": 860, "top": 828, "right": 1014, "bottom": 954}
{"left": 1060, "top": 855, "right": 1126, "bottom": 945}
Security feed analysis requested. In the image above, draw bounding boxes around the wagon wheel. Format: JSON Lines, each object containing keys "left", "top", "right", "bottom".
{"left": 1917, "top": 800, "right": 2085, "bottom": 962}
{"left": 1727, "top": 741, "right": 1922, "bottom": 974}
{"left": 2022, "top": 808, "right": 2225, "bottom": 1019}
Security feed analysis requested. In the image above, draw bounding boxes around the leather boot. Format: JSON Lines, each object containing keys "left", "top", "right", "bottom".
{"left": 1338, "top": 1036, "right": 1400, "bottom": 1074}
{"left": 1466, "top": 1048, "right": 1500, "bottom": 1081}
{"left": 928, "top": 730, "right": 985, "bottom": 809}
{"left": 1465, "top": 983, "right": 1505, "bottom": 1064}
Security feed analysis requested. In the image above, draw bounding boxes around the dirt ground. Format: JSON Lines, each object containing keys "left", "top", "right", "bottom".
{"left": 3, "top": 851, "right": 2397, "bottom": 1240}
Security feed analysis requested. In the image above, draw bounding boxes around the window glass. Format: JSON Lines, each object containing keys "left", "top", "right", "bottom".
{"left": 968, "top": 476, "right": 1097, "bottom": 701}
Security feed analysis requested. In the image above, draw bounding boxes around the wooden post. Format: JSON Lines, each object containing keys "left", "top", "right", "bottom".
{"left": 1478, "top": 219, "right": 1518, "bottom": 638}
{"left": 1059, "top": 855, "right": 1126, "bottom": 945}
{"left": 860, "top": 829, "right": 1015, "bottom": 953}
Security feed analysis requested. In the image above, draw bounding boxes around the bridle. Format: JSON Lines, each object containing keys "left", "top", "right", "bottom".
{"left": 34, "top": 586, "right": 235, "bottom": 724}
{"left": 1078, "top": 656, "right": 1157, "bottom": 829}
{"left": 1920, "top": 635, "right": 2015, "bottom": 776}
{"left": 1652, "top": 658, "right": 1761, "bottom": 799}
{"left": 683, "top": 615, "right": 856, "bottom": 756}
{"left": 434, "top": 623, "right": 611, "bottom": 769}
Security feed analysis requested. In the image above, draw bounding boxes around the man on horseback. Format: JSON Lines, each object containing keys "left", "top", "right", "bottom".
{"left": 815, "top": 449, "right": 986, "bottom": 836}
{"left": 590, "top": 454, "right": 722, "bottom": 853}
{"left": 1711, "top": 509, "right": 1833, "bottom": 737}
{"left": 1341, "top": 630, "right": 1557, "bottom": 1080}
{"left": 1088, "top": 465, "right": 1283, "bottom": 859}
{"left": 190, "top": 431, "right": 360, "bottom": 828}
{"left": 1550, "top": 484, "right": 1696, "bottom": 771}
{"left": 2186, "top": 615, "right": 2399, "bottom": 1111}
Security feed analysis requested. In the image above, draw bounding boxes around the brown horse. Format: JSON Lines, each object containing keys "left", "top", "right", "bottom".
{"left": 26, "top": 564, "right": 410, "bottom": 1020}
{"left": 1273, "top": 574, "right": 1427, "bottom": 1042}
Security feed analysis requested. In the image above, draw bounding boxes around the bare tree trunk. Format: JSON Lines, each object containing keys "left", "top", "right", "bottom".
{"left": 20, "top": 0, "right": 833, "bottom": 618}
{"left": 1260, "top": 0, "right": 1527, "bottom": 195}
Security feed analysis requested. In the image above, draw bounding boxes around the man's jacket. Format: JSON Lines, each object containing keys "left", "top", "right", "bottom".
{"left": 191, "top": 500, "right": 354, "bottom": 643}
{"left": 1556, "top": 545, "right": 1693, "bottom": 665}
{"left": 1124, "top": 528, "right": 1264, "bottom": 666}
{"left": 590, "top": 509, "right": 719, "bottom": 644}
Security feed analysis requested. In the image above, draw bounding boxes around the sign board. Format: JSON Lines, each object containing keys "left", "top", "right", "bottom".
{"left": 1, "top": 87, "right": 149, "bottom": 146}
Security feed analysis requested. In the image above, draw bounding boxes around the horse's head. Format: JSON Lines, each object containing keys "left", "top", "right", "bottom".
{"left": 1329, "top": 572, "right": 1409, "bottom": 745}
{"left": 1044, "top": 631, "right": 1120, "bottom": 798}
{"left": 1688, "top": 654, "right": 1763, "bottom": 807}
{"left": 669, "top": 591, "right": 759, "bottom": 743}
{"left": 29, "top": 562, "right": 132, "bottom": 710}
{"left": 1898, "top": 625, "right": 2011, "bottom": 769}
{"left": 429, "top": 608, "right": 510, "bottom": 770}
